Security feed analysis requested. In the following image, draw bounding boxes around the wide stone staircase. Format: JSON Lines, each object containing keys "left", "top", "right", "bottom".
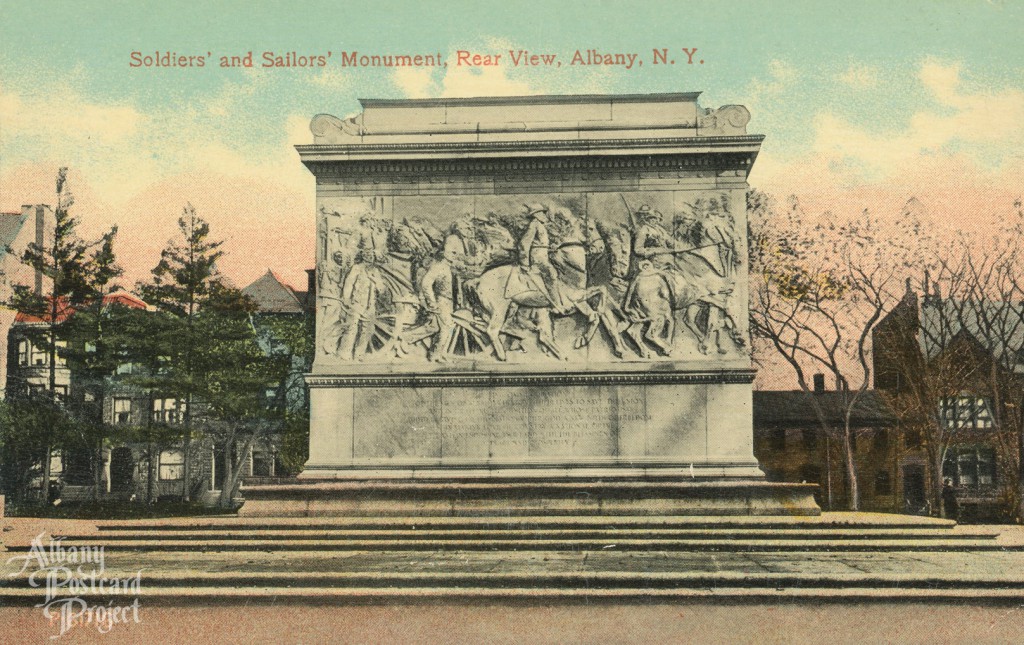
{"left": 3, "top": 513, "right": 1023, "bottom": 604}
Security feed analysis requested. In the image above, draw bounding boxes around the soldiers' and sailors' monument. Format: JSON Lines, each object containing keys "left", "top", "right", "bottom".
{"left": 242, "top": 92, "right": 819, "bottom": 517}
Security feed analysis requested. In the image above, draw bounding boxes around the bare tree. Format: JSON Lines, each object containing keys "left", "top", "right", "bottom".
{"left": 902, "top": 202, "right": 1024, "bottom": 520}
{"left": 876, "top": 280, "right": 985, "bottom": 517}
{"left": 749, "top": 191, "right": 928, "bottom": 510}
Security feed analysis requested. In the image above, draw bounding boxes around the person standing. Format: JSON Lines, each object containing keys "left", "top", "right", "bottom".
{"left": 418, "top": 254, "right": 456, "bottom": 362}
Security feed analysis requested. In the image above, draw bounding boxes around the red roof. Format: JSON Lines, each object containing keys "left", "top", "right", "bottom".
{"left": 14, "top": 292, "right": 149, "bottom": 324}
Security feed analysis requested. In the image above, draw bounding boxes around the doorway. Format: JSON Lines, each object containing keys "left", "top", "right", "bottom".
{"left": 903, "top": 465, "right": 927, "bottom": 515}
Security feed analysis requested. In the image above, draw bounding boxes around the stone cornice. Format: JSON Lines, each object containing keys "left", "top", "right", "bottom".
{"left": 297, "top": 135, "right": 764, "bottom": 165}
{"left": 303, "top": 150, "right": 758, "bottom": 180}
{"left": 358, "top": 92, "right": 704, "bottom": 109}
{"left": 305, "top": 369, "right": 757, "bottom": 388}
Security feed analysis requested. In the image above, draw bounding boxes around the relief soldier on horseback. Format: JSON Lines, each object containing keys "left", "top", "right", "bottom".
{"left": 320, "top": 194, "right": 745, "bottom": 363}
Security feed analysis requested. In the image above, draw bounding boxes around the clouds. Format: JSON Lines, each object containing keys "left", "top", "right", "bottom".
{"left": 809, "top": 60, "right": 1024, "bottom": 178}
{"left": 0, "top": 72, "right": 318, "bottom": 288}
{"left": 391, "top": 37, "right": 613, "bottom": 99}
{"left": 0, "top": 74, "right": 143, "bottom": 147}
{"left": 749, "top": 58, "right": 1023, "bottom": 237}
{"left": 837, "top": 64, "right": 878, "bottom": 89}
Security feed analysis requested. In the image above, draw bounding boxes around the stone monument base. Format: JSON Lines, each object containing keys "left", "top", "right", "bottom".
{"left": 239, "top": 477, "right": 821, "bottom": 518}
{"left": 259, "top": 369, "right": 821, "bottom": 518}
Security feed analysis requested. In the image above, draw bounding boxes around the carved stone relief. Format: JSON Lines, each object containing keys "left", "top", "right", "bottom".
{"left": 316, "top": 191, "right": 747, "bottom": 366}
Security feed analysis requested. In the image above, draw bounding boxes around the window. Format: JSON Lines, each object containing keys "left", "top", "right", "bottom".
{"left": 152, "top": 398, "right": 186, "bottom": 424}
{"left": 872, "top": 430, "right": 890, "bottom": 456}
{"left": 905, "top": 427, "right": 923, "bottom": 448}
{"left": 115, "top": 362, "right": 134, "bottom": 375}
{"left": 22, "top": 340, "right": 67, "bottom": 367}
{"left": 940, "top": 396, "right": 994, "bottom": 430}
{"left": 251, "top": 452, "right": 274, "bottom": 477}
{"left": 768, "top": 428, "right": 786, "bottom": 451}
{"left": 113, "top": 398, "right": 132, "bottom": 425}
{"left": 30, "top": 342, "right": 48, "bottom": 366}
{"left": 943, "top": 446, "right": 997, "bottom": 488}
{"left": 874, "top": 470, "right": 892, "bottom": 496}
{"left": 27, "top": 383, "right": 67, "bottom": 401}
{"left": 158, "top": 449, "right": 184, "bottom": 481}
{"left": 155, "top": 356, "right": 172, "bottom": 376}
{"left": 802, "top": 429, "right": 818, "bottom": 450}
{"left": 49, "top": 452, "right": 63, "bottom": 478}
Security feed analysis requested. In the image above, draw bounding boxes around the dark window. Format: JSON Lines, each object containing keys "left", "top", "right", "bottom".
{"left": 802, "top": 429, "right": 818, "bottom": 450}
{"left": 872, "top": 430, "right": 889, "bottom": 456}
{"left": 251, "top": 452, "right": 274, "bottom": 477}
{"left": 109, "top": 447, "right": 134, "bottom": 493}
{"left": 874, "top": 470, "right": 892, "bottom": 496}
{"left": 905, "top": 428, "right": 922, "bottom": 448}
{"left": 903, "top": 465, "right": 927, "bottom": 514}
{"left": 943, "top": 446, "right": 997, "bottom": 488}
{"left": 768, "top": 428, "right": 786, "bottom": 451}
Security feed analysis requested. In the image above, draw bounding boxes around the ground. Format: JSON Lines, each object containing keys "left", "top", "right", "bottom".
{"left": 2, "top": 516, "right": 1024, "bottom": 643}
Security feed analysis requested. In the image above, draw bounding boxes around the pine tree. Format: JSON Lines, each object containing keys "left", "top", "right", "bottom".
{"left": 192, "top": 284, "right": 289, "bottom": 508}
{"left": 8, "top": 168, "right": 112, "bottom": 502}
{"left": 137, "top": 204, "right": 224, "bottom": 501}
{"left": 61, "top": 229, "right": 123, "bottom": 499}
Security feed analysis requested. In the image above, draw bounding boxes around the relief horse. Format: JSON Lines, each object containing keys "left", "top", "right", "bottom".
{"left": 607, "top": 224, "right": 745, "bottom": 356}
{"left": 468, "top": 223, "right": 628, "bottom": 362}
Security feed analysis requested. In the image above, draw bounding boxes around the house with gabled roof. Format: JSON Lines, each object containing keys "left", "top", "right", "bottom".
{"left": 870, "top": 280, "right": 1024, "bottom": 521}
{"left": 0, "top": 205, "right": 53, "bottom": 397}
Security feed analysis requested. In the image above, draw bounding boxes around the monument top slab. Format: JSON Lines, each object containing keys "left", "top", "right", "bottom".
{"left": 307, "top": 92, "right": 757, "bottom": 147}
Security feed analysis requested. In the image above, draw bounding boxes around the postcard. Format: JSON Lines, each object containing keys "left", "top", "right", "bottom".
{"left": 2, "top": 1, "right": 1023, "bottom": 643}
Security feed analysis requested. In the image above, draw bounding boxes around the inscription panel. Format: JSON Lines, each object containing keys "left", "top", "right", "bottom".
{"left": 486, "top": 387, "right": 531, "bottom": 459}
{"left": 336, "top": 382, "right": 749, "bottom": 466}
{"left": 353, "top": 388, "right": 441, "bottom": 459}
{"left": 528, "top": 386, "right": 615, "bottom": 459}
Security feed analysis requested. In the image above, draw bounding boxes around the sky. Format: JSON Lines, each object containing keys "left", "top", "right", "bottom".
{"left": 2, "top": 0, "right": 1022, "bottom": 294}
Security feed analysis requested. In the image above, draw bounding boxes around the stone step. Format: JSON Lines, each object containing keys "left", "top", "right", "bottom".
{"left": 54, "top": 528, "right": 999, "bottom": 542}
{"left": 92, "top": 513, "right": 958, "bottom": 532}
{"left": 3, "top": 569, "right": 1024, "bottom": 606}
{"left": 6, "top": 570, "right": 1024, "bottom": 589}
{"left": 5, "top": 586, "right": 1024, "bottom": 605}
{"left": 19, "top": 537, "right": 1011, "bottom": 552}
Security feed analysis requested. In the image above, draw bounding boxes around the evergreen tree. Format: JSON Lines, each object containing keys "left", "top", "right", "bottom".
{"left": 60, "top": 227, "right": 123, "bottom": 499}
{"left": 8, "top": 168, "right": 116, "bottom": 502}
{"left": 137, "top": 204, "right": 224, "bottom": 501}
{"left": 191, "top": 284, "right": 290, "bottom": 507}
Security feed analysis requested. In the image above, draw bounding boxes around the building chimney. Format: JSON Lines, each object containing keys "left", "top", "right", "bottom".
{"left": 813, "top": 373, "right": 826, "bottom": 394}
{"left": 305, "top": 268, "right": 317, "bottom": 311}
